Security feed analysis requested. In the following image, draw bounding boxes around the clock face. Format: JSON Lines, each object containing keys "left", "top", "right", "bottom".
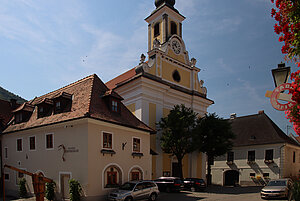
{"left": 171, "top": 40, "right": 181, "bottom": 54}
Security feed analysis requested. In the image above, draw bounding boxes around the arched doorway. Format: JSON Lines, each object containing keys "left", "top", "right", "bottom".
{"left": 224, "top": 170, "right": 239, "bottom": 186}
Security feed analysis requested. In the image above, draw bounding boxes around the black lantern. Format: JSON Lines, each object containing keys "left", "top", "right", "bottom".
{"left": 271, "top": 63, "right": 291, "bottom": 87}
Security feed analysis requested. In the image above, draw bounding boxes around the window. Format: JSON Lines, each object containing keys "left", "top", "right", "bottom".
{"left": 17, "top": 139, "right": 22, "bottom": 152}
{"left": 250, "top": 173, "right": 255, "bottom": 177}
{"left": 16, "top": 171, "right": 25, "bottom": 185}
{"left": 104, "top": 165, "right": 122, "bottom": 188}
{"left": 131, "top": 172, "right": 140, "bottom": 181}
{"left": 130, "top": 167, "right": 143, "bottom": 181}
{"left": 172, "top": 70, "right": 181, "bottom": 82}
{"left": 263, "top": 173, "right": 269, "bottom": 178}
{"left": 29, "top": 136, "right": 36, "bottom": 151}
{"left": 112, "top": 100, "right": 118, "bottom": 112}
{"left": 103, "top": 132, "right": 112, "bottom": 149}
{"left": 4, "top": 173, "right": 9, "bottom": 181}
{"left": 15, "top": 113, "right": 23, "bottom": 123}
{"left": 265, "top": 149, "right": 273, "bottom": 160}
{"left": 46, "top": 134, "right": 54, "bottom": 149}
{"left": 55, "top": 101, "right": 61, "bottom": 112}
{"left": 248, "top": 151, "right": 255, "bottom": 162}
{"left": 227, "top": 152, "right": 234, "bottom": 162}
{"left": 4, "top": 147, "right": 8, "bottom": 159}
{"left": 171, "top": 21, "right": 177, "bottom": 35}
{"left": 293, "top": 151, "right": 296, "bottom": 163}
{"left": 154, "top": 23, "right": 160, "bottom": 37}
{"left": 133, "top": 138, "right": 141, "bottom": 152}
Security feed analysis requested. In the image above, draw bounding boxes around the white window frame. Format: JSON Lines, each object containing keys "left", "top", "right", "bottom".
{"left": 4, "top": 147, "right": 8, "bottom": 159}
{"left": 16, "top": 138, "right": 23, "bottom": 152}
{"left": 29, "top": 135, "right": 36, "bottom": 151}
{"left": 132, "top": 137, "right": 141, "bottom": 153}
{"left": 102, "top": 131, "right": 114, "bottom": 150}
{"left": 45, "top": 133, "right": 54, "bottom": 150}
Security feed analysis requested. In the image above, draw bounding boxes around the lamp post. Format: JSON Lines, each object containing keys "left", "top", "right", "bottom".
{"left": 271, "top": 63, "right": 291, "bottom": 87}
{"left": 265, "top": 63, "right": 296, "bottom": 111}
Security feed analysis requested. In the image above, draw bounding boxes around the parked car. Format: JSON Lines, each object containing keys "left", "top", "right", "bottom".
{"left": 183, "top": 178, "right": 206, "bottom": 192}
{"left": 261, "top": 178, "right": 293, "bottom": 199}
{"left": 154, "top": 177, "right": 183, "bottom": 192}
{"left": 107, "top": 180, "right": 159, "bottom": 201}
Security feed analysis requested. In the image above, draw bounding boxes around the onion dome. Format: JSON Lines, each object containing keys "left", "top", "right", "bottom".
{"left": 155, "top": 0, "right": 175, "bottom": 8}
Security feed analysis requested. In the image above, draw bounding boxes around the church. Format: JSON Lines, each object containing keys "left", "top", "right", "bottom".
{"left": 107, "top": 0, "right": 214, "bottom": 180}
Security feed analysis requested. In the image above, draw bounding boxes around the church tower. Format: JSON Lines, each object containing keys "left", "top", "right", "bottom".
{"left": 106, "top": 0, "right": 213, "bottom": 180}
{"left": 145, "top": 0, "right": 185, "bottom": 51}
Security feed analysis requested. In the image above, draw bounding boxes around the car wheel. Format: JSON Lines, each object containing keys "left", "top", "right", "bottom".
{"left": 191, "top": 187, "right": 196, "bottom": 192}
{"left": 166, "top": 187, "right": 171, "bottom": 193}
{"left": 125, "top": 197, "right": 133, "bottom": 201}
{"left": 149, "top": 193, "right": 157, "bottom": 201}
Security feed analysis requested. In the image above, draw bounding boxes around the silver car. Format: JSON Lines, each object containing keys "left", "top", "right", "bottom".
{"left": 107, "top": 180, "right": 159, "bottom": 201}
{"left": 261, "top": 178, "right": 293, "bottom": 199}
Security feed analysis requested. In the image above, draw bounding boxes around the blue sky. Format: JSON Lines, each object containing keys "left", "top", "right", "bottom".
{"left": 0, "top": 0, "right": 297, "bottom": 135}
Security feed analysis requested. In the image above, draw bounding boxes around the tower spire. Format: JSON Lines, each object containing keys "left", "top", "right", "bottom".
{"left": 155, "top": 0, "right": 175, "bottom": 8}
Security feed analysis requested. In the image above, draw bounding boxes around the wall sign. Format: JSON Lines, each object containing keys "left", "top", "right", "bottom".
{"left": 270, "top": 83, "right": 296, "bottom": 111}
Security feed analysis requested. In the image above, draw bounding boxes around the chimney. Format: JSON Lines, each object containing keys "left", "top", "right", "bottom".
{"left": 10, "top": 99, "right": 17, "bottom": 109}
{"left": 258, "top": 110, "right": 264, "bottom": 114}
{"left": 230, "top": 113, "right": 237, "bottom": 119}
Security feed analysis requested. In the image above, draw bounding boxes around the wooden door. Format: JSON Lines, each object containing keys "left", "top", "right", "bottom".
{"left": 60, "top": 173, "right": 71, "bottom": 199}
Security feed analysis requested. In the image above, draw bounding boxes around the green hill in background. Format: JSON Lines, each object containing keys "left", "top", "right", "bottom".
{"left": 0, "top": 86, "right": 27, "bottom": 103}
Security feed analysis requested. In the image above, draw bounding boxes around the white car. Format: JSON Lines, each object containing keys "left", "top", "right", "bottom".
{"left": 107, "top": 180, "right": 159, "bottom": 201}
{"left": 261, "top": 178, "right": 293, "bottom": 199}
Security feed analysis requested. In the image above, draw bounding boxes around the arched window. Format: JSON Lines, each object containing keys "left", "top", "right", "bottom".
{"left": 129, "top": 167, "right": 143, "bottom": 181}
{"left": 104, "top": 165, "right": 122, "bottom": 188}
{"left": 171, "top": 21, "right": 177, "bottom": 35}
{"left": 154, "top": 23, "right": 160, "bottom": 37}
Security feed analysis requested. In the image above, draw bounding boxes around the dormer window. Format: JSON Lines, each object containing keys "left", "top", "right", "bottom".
{"left": 13, "top": 103, "right": 34, "bottom": 124}
{"left": 112, "top": 100, "right": 118, "bottom": 112}
{"left": 55, "top": 101, "right": 61, "bottom": 112}
{"left": 52, "top": 92, "right": 72, "bottom": 114}
{"left": 171, "top": 21, "right": 177, "bottom": 35}
{"left": 15, "top": 113, "right": 23, "bottom": 123}
{"left": 154, "top": 22, "right": 160, "bottom": 37}
{"left": 36, "top": 98, "right": 53, "bottom": 118}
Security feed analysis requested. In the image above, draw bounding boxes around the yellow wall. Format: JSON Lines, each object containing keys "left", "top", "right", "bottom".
{"left": 126, "top": 103, "right": 135, "bottom": 115}
{"left": 183, "top": 155, "right": 189, "bottom": 178}
{"left": 163, "top": 108, "right": 170, "bottom": 118}
{"left": 163, "top": 153, "right": 171, "bottom": 173}
{"left": 167, "top": 49, "right": 186, "bottom": 64}
{"left": 148, "top": 63, "right": 156, "bottom": 75}
{"left": 162, "top": 60, "right": 190, "bottom": 88}
{"left": 197, "top": 153, "right": 203, "bottom": 178}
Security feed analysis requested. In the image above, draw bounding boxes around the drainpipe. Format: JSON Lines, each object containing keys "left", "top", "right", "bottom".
{"left": 279, "top": 144, "right": 285, "bottom": 178}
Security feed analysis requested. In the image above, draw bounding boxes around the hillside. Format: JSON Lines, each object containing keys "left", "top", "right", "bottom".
{"left": 0, "top": 86, "right": 26, "bottom": 103}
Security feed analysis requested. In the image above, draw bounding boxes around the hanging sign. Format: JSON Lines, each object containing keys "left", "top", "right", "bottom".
{"left": 270, "top": 83, "right": 296, "bottom": 111}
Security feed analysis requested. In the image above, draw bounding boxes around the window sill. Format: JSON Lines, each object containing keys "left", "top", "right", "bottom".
{"left": 264, "top": 160, "right": 274, "bottom": 164}
{"left": 101, "top": 149, "right": 116, "bottom": 156}
{"left": 132, "top": 152, "right": 144, "bottom": 158}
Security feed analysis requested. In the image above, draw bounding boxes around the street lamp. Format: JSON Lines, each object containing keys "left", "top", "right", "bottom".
{"left": 265, "top": 62, "right": 295, "bottom": 111}
{"left": 271, "top": 63, "right": 291, "bottom": 87}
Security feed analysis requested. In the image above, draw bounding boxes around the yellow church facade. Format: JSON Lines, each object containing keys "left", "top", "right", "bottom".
{"left": 106, "top": 0, "right": 213, "bottom": 179}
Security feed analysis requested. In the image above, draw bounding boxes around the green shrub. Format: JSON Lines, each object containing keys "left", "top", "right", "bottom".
{"left": 69, "top": 179, "right": 82, "bottom": 201}
{"left": 293, "top": 181, "right": 300, "bottom": 201}
{"left": 45, "top": 182, "right": 56, "bottom": 201}
{"left": 18, "top": 178, "right": 27, "bottom": 198}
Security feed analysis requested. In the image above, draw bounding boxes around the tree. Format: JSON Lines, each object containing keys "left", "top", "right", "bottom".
{"left": 271, "top": 0, "right": 300, "bottom": 135}
{"left": 157, "top": 104, "right": 197, "bottom": 179}
{"left": 194, "top": 113, "right": 235, "bottom": 185}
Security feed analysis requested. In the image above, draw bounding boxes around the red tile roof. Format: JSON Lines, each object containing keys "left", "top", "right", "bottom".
{"left": 3, "top": 74, "right": 154, "bottom": 134}
{"left": 106, "top": 68, "right": 136, "bottom": 90}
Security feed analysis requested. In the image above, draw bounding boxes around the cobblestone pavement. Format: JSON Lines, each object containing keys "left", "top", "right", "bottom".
{"left": 0, "top": 186, "right": 290, "bottom": 201}
{"left": 157, "top": 186, "right": 289, "bottom": 201}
